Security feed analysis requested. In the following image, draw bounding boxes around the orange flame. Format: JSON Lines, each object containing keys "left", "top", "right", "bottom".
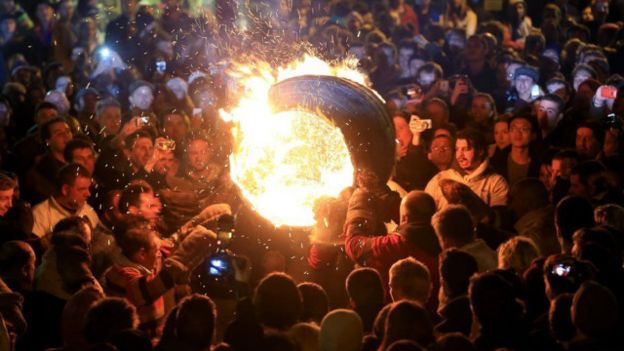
{"left": 220, "top": 55, "right": 367, "bottom": 227}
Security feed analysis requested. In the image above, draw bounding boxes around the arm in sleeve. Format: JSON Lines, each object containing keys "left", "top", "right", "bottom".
{"left": 488, "top": 175, "right": 509, "bottom": 207}
{"left": 111, "top": 267, "right": 177, "bottom": 307}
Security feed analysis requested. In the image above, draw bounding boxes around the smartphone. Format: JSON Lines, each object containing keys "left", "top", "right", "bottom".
{"left": 155, "top": 60, "right": 167, "bottom": 74}
{"left": 156, "top": 139, "right": 176, "bottom": 151}
{"left": 531, "top": 84, "right": 541, "bottom": 98}
{"left": 135, "top": 116, "right": 150, "bottom": 127}
{"left": 208, "top": 255, "right": 232, "bottom": 277}
{"left": 552, "top": 263, "right": 571, "bottom": 277}
{"left": 601, "top": 86, "right": 617, "bottom": 99}
{"left": 192, "top": 108, "right": 202, "bottom": 117}
{"left": 410, "top": 115, "right": 432, "bottom": 131}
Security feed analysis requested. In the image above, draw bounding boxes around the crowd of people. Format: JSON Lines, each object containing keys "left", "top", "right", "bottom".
{"left": 0, "top": 0, "right": 623, "bottom": 350}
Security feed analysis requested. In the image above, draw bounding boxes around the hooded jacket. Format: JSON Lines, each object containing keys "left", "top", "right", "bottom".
{"left": 425, "top": 160, "right": 509, "bottom": 210}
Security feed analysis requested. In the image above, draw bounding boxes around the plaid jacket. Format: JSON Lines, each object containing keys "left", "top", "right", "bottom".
{"left": 101, "top": 254, "right": 175, "bottom": 332}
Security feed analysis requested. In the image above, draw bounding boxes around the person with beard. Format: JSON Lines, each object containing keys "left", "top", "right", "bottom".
{"left": 159, "top": 131, "right": 240, "bottom": 228}
{"left": 425, "top": 129, "right": 509, "bottom": 210}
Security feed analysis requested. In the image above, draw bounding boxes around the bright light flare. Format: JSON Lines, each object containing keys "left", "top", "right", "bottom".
{"left": 221, "top": 55, "right": 367, "bottom": 227}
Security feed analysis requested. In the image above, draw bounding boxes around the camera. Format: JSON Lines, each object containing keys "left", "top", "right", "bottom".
{"left": 99, "top": 46, "right": 111, "bottom": 60}
{"left": 410, "top": 115, "right": 432, "bottom": 132}
{"left": 449, "top": 75, "right": 469, "bottom": 91}
{"left": 602, "top": 113, "right": 622, "bottom": 130}
{"left": 155, "top": 60, "right": 167, "bottom": 74}
{"left": 552, "top": 263, "right": 571, "bottom": 277}
{"left": 208, "top": 253, "right": 234, "bottom": 277}
{"left": 206, "top": 214, "right": 242, "bottom": 278}
{"left": 156, "top": 139, "right": 176, "bottom": 151}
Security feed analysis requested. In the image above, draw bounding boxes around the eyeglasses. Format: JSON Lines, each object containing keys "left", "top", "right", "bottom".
{"left": 431, "top": 146, "right": 451, "bottom": 152}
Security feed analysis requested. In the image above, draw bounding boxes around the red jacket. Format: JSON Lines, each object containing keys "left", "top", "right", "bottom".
{"left": 345, "top": 222, "right": 441, "bottom": 310}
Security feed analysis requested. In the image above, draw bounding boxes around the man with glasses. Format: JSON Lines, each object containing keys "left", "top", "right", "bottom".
{"left": 427, "top": 135, "right": 454, "bottom": 171}
{"left": 491, "top": 115, "right": 542, "bottom": 186}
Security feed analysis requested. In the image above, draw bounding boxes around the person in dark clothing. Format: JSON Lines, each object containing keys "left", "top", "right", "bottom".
{"left": 392, "top": 115, "right": 439, "bottom": 191}
{"left": 435, "top": 248, "right": 478, "bottom": 336}
{"left": 23, "top": 117, "right": 72, "bottom": 204}
{"left": 104, "top": 0, "right": 140, "bottom": 63}
{"left": 490, "top": 115, "right": 542, "bottom": 186}
{"left": 345, "top": 267, "right": 385, "bottom": 334}
{"left": 11, "top": 101, "right": 59, "bottom": 175}
{"left": 469, "top": 272, "right": 530, "bottom": 351}
{"left": 460, "top": 35, "right": 497, "bottom": 95}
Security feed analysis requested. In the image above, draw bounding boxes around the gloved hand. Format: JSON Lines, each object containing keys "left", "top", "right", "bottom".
{"left": 439, "top": 179, "right": 489, "bottom": 222}
{"left": 169, "top": 226, "right": 217, "bottom": 271}
{"left": 345, "top": 187, "right": 377, "bottom": 226}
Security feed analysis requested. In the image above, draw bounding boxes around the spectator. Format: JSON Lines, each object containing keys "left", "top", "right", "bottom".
{"left": 102, "top": 225, "right": 217, "bottom": 336}
{"left": 497, "top": 236, "right": 540, "bottom": 274}
{"left": 0, "top": 240, "right": 35, "bottom": 293}
{"left": 173, "top": 294, "right": 217, "bottom": 351}
{"left": 319, "top": 309, "right": 363, "bottom": 351}
{"left": 426, "top": 129, "right": 509, "bottom": 210}
{"left": 509, "top": 178, "right": 560, "bottom": 256}
{"left": 555, "top": 196, "right": 595, "bottom": 253}
{"left": 89, "top": 96, "right": 122, "bottom": 146}
{"left": 31, "top": 163, "right": 99, "bottom": 240}
{"left": 289, "top": 322, "right": 320, "bottom": 351}
{"left": 84, "top": 297, "right": 139, "bottom": 346}
{"left": 254, "top": 272, "right": 302, "bottom": 331}
{"left": 435, "top": 248, "right": 478, "bottom": 336}
{"left": 490, "top": 115, "right": 541, "bottom": 186}
{"left": 118, "top": 183, "right": 163, "bottom": 229}
{"left": 570, "top": 281, "right": 619, "bottom": 348}
{"left": 378, "top": 300, "right": 434, "bottom": 350}
{"left": 343, "top": 268, "right": 386, "bottom": 336}
{"left": 23, "top": 116, "right": 73, "bottom": 203}
{"left": 441, "top": 0, "right": 477, "bottom": 37}
{"left": 63, "top": 138, "right": 96, "bottom": 176}
{"left": 433, "top": 205, "right": 497, "bottom": 272}
{"left": 298, "top": 282, "right": 329, "bottom": 325}
{"left": 469, "top": 272, "right": 529, "bottom": 350}
{"left": 427, "top": 134, "right": 454, "bottom": 172}
{"left": 388, "top": 257, "right": 431, "bottom": 305}
{"left": 575, "top": 123, "right": 604, "bottom": 160}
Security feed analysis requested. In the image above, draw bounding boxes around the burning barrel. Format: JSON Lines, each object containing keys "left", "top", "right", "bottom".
{"left": 268, "top": 75, "right": 396, "bottom": 186}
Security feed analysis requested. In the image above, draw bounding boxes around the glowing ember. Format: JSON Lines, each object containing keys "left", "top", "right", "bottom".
{"left": 221, "top": 55, "right": 367, "bottom": 227}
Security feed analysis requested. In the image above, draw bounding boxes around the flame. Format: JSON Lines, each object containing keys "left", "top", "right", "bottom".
{"left": 221, "top": 55, "right": 367, "bottom": 227}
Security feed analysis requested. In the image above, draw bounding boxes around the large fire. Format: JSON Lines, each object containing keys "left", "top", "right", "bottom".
{"left": 220, "top": 55, "right": 368, "bottom": 227}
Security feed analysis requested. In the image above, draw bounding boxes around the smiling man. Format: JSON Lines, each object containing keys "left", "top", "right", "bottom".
{"left": 425, "top": 129, "right": 509, "bottom": 209}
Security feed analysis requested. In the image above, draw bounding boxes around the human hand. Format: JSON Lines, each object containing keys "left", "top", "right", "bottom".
{"left": 593, "top": 85, "right": 617, "bottom": 108}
